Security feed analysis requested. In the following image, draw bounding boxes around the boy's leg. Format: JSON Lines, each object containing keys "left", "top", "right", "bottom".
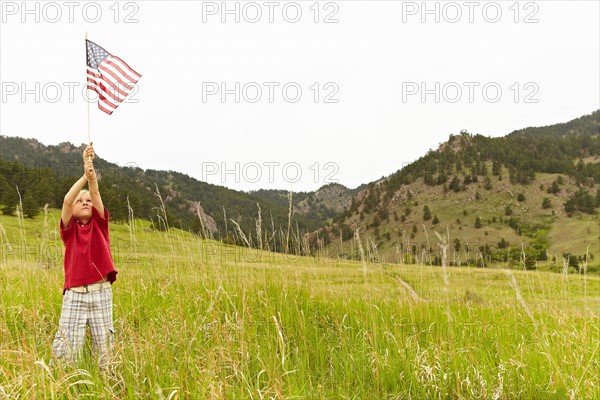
{"left": 52, "top": 290, "right": 87, "bottom": 364}
{"left": 88, "top": 287, "right": 114, "bottom": 369}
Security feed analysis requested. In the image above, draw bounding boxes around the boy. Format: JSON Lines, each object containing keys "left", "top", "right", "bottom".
{"left": 52, "top": 143, "right": 118, "bottom": 368}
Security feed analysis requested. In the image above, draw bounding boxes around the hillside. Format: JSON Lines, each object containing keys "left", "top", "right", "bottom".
{"left": 316, "top": 110, "right": 600, "bottom": 271}
{"left": 0, "top": 137, "right": 327, "bottom": 249}
{"left": 251, "top": 183, "right": 364, "bottom": 223}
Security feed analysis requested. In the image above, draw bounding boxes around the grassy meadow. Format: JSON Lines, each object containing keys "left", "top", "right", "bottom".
{"left": 1, "top": 209, "right": 599, "bottom": 399}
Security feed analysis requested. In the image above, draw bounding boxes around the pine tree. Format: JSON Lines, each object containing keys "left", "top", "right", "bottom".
{"left": 483, "top": 176, "right": 492, "bottom": 190}
{"left": 22, "top": 191, "right": 39, "bottom": 218}
{"left": 423, "top": 205, "right": 432, "bottom": 221}
{"left": 449, "top": 176, "right": 461, "bottom": 192}
{"left": 492, "top": 160, "right": 502, "bottom": 176}
{"left": 497, "top": 238, "right": 509, "bottom": 249}
{"left": 547, "top": 180, "right": 561, "bottom": 194}
{"left": 1, "top": 187, "right": 18, "bottom": 216}
{"left": 454, "top": 238, "right": 461, "bottom": 252}
{"left": 542, "top": 198, "right": 552, "bottom": 209}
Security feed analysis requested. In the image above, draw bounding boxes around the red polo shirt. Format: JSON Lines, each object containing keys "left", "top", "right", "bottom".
{"left": 60, "top": 207, "right": 118, "bottom": 294}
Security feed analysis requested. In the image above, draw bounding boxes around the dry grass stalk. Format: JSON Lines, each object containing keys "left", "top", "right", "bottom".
{"left": 42, "top": 203, "right": 50, "bottom": 239}
{"left": 295, "top": 221, "right": 301, "bottom": 255}
{"left": 15, "top": 186, "right": 27, "bottom": 247}
{"left": 581, "top": 244, "right": 590, "bottom": 274}
{"left": 154, "top": 184, "right": 170, "bottom": 231}
{"left": 422, "top": 224, "right": 430, "bottom": 265}
{"left": 434, "top": 229, "right": 452, "bottom": 324}
{"left": 230, "top": 219, "right": 251, "bottom": 248}
{"left": 354, "top": 228, "right": 367, "bottom": 278}
{"left": 395, "top": 275, "right": 421, "bottom": 302}
{"left": 477, "top": 248, "right": 486, "bottom": 269}
{"left": 504, "top": 269, "right": 537, "bottom": 329}
{"left": 573, "top": 341, "right": 599, "bottom": 396}
{"left": 126, "top": 196, "right": 136, "bottom": 244}
{"left": 269, "top": 210, "right": 276, "bottom": 253}
{"left": 285, "top": 191, "right": 293, "bottom": 254}
{"left": 222, "top": 206, "right": 228, "bottom": 240}
{"left": 562, "top": 256, "right": 569, "bottom": 275}
{"left": 302, "top": 233, "right": 310, "bottom": 257}
{"left": 154, "top": 184, "right": 175, "bottom": 252}
{"left": 367, "top": 237, "right": 379, "bottom": 264}
{"left": 196, "top": 202, "right": 208, "bottom": 239}
{"left": 256, "top": 203, "right": 263, "bottom": 251}
{"left": 272, "top": 314, "right": 286, "bottom": 369}
{"left": 395, "top": 243, "right": 402, "bottom": 265}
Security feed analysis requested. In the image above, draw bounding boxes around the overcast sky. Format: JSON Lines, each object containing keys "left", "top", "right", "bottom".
{"left": 1, "top": 1, "right": 598, "bottom": 192}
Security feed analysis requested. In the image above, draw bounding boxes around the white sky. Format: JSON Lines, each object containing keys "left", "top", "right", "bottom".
{"left": 1, "top": 1, "right": 598, "bottom": 192}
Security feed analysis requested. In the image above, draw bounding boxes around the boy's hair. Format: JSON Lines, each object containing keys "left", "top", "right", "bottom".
{"left": 74, "top": 189, "right": 91, "bottom": 204}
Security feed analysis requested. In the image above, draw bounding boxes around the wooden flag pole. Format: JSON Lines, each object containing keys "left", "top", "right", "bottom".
{"left": 85, "top": 32, "right": 91, "bottom": 148}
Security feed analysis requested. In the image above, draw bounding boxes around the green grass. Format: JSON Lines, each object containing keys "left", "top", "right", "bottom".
{"left": 1, "top": 210, "right": 599, "bottom": 398}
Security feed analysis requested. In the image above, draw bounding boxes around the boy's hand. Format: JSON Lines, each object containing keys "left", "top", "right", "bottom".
{"left": 83, "top": 143, "right": 95, "bottom": 162}
{"left": 84, "top": 159, "right": 97, "bottom": 182}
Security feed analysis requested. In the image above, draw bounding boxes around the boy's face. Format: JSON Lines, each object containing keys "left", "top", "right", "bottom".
{"left": 73, "top": 192, "right": 93, "bottom": 222}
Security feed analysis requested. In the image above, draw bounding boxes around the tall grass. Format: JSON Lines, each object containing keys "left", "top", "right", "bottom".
{"left": 0, "top": 209, "right": 598, "bottom": 399}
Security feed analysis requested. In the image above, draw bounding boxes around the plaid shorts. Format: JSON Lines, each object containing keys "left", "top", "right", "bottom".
{"left": 52, "top": 286, "right": 114, "bottom": 367}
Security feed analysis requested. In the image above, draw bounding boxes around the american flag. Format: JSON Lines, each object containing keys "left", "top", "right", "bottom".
{"left": 86, "top": 40, "right": 141, "bottom": 115}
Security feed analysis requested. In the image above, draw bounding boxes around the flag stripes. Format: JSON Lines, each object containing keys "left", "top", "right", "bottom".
{"left": 86, "top": 40, "right": 141, "bottom": 115}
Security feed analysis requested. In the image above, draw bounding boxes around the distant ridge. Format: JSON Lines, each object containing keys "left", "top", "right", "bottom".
{"left": 314, "top": 110, "right": 599, "bottom": 271}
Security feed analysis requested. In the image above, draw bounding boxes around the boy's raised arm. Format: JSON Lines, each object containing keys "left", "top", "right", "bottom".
{"left": 61, "top": 174, "right": 87, "bottom": 228}
{"left": 60, "top": 143, "right": 105, "bottom": 227}
{"left": 85, "top": 144, "right": 105, "bottom": 218}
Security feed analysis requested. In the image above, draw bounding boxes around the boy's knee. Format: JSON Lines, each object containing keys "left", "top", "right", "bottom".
{"left": 51, "top": 342, "right": 76, "bottom": 365}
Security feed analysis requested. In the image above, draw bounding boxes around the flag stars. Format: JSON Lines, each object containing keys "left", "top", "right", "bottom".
{"left": 86, "top": 40, "right": 109, "bottom": 68}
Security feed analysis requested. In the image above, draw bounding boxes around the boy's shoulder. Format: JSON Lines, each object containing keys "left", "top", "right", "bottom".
{"left": 92, "top": 207, "right": 110, "bottom": 232}
{"left": 92, "top": 207, "right": 110, "bottom": 220}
